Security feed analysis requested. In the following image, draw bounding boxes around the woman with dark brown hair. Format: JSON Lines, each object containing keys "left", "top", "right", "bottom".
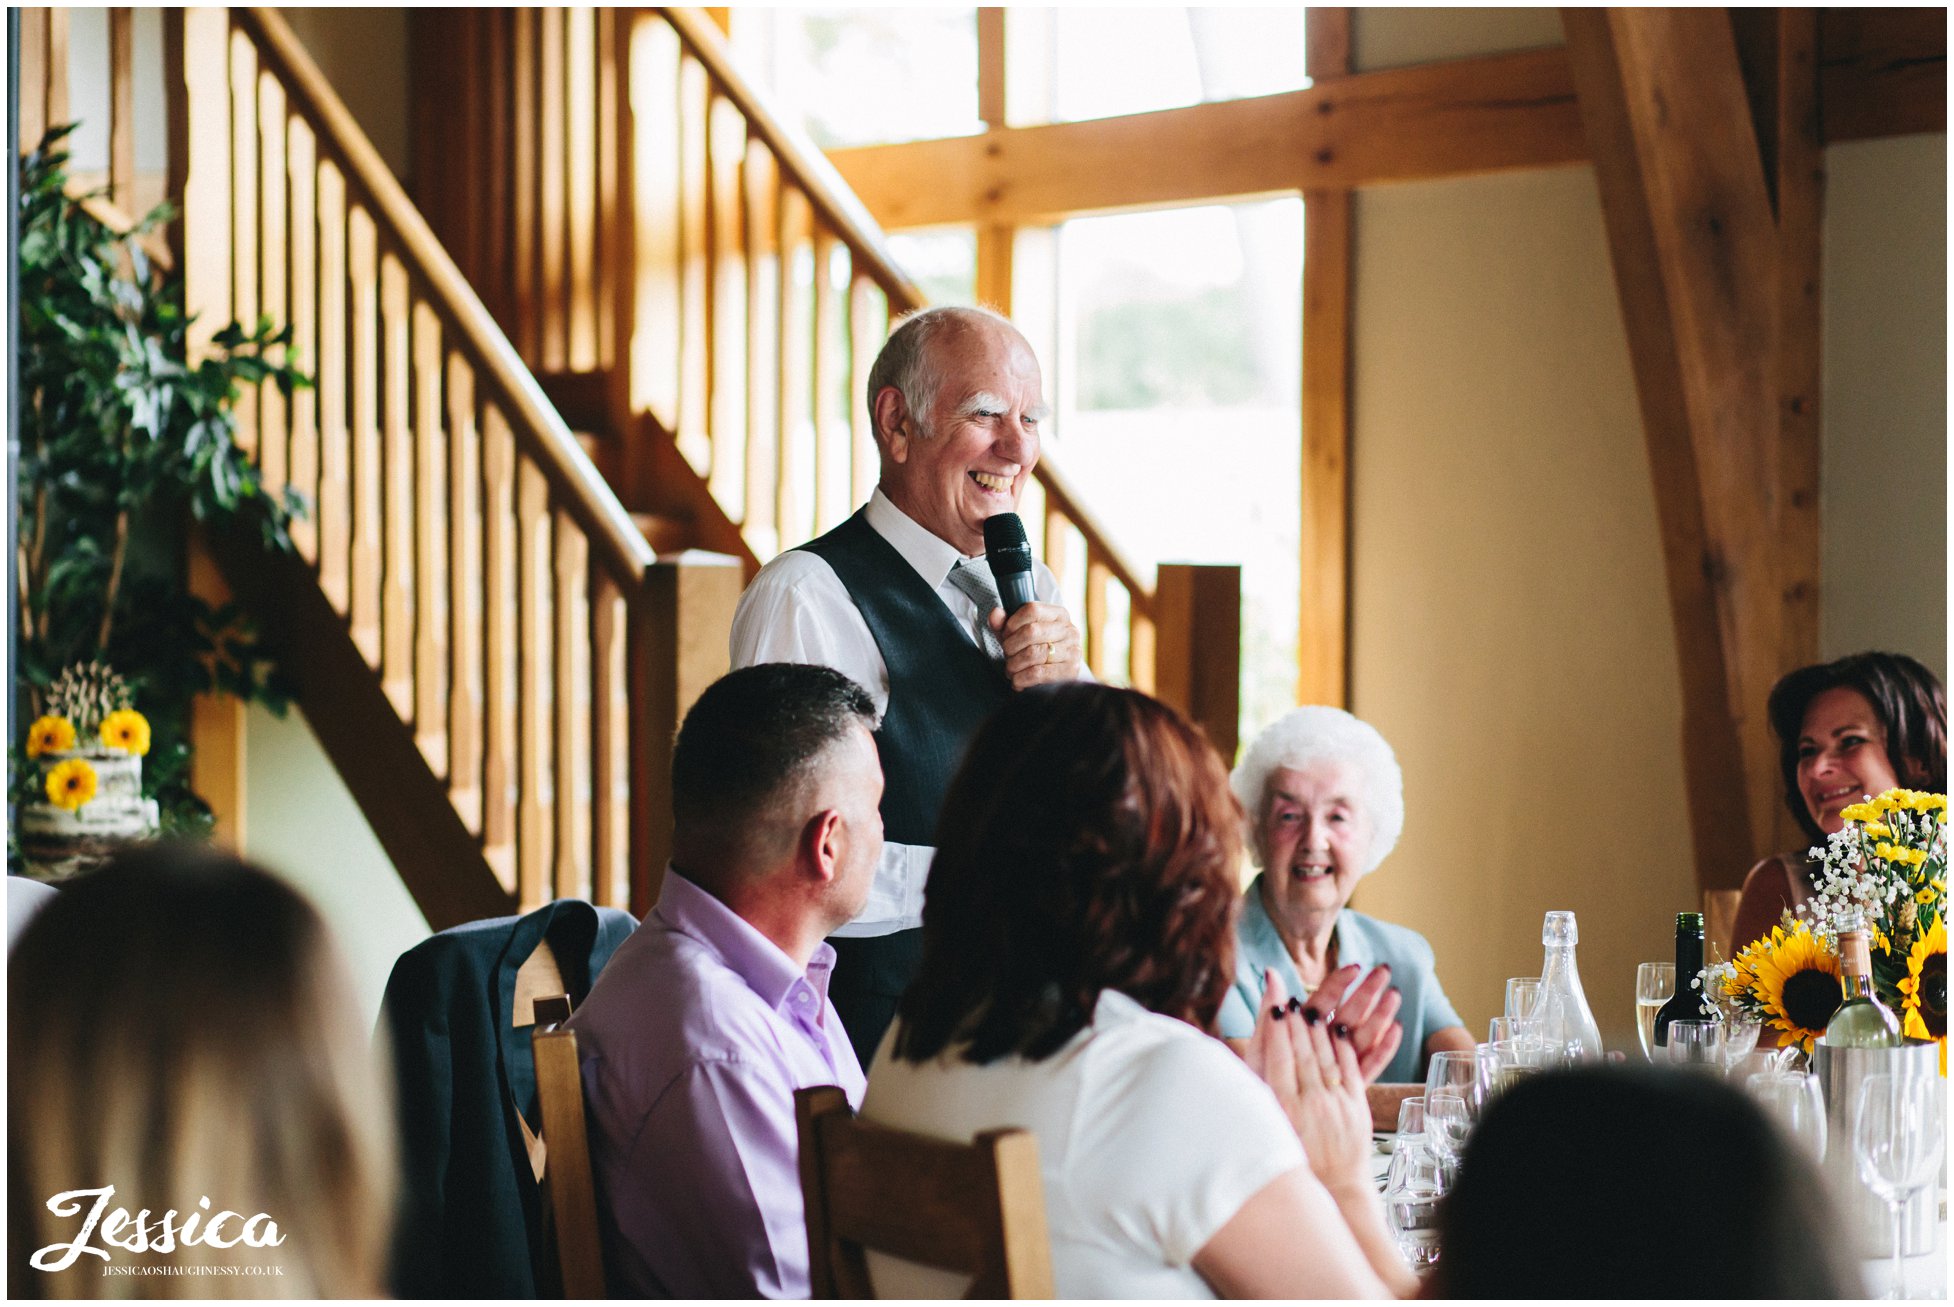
{"left": 860, "top": 683, "right": 1411, "bottom": 1299}
{"left": 1731, "top": 651, "right": 1946, "bottom": 953}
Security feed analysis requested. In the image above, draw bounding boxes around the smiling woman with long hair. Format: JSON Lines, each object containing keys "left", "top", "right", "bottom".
{"left": 860, "top": 683, "right": 1411, "bottom": 1299}
{"left": 9, "top": 843, "right": 396, "bottom": 1298}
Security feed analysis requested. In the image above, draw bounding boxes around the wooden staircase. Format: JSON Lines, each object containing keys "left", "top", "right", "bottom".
{"left": 27, "top": 6, "right": 1240, "bottom": 930}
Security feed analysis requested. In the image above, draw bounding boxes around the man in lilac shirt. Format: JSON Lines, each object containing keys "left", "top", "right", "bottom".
{"left": 567, "top": 664, "right": 884, "bottom": 1297}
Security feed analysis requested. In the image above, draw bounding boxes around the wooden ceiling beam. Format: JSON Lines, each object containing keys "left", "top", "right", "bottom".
{"left": 1820, "top": 6, "right": 1946, "bottom": 142}
{"left": 828, "top": 47, "right": 1589, "bottom": 229}
{"left": 1563, "top": 8, "right": 1787, "bottom": 893}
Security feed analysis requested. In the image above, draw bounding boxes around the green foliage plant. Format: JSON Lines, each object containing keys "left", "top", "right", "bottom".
{"left": 14, "top": 126, "right": 310, "bottom": 839}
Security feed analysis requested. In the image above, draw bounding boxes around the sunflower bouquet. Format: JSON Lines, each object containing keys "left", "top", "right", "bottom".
{"left": 1707, "top": 789, "right": 1946, "bottom": 1068}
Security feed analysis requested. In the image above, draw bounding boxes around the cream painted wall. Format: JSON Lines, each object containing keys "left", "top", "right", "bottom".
{"left": 280, "top": 7, "right": 412, "bottom": 183}
{"left": 1352, "top": 7, "right": 1563, "bottom": 71}
{"left": 1820, "top": 135, "right": 1948, "bottom": 678}
{"left": 1343, "top": 165, "right": 1694, "bottom": 1054}
{"left": 242, "top": 703, "right": 427, "bottom": 1030}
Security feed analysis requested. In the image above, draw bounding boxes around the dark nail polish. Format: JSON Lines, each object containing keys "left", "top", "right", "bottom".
{"left": 1285, "top": 996, "right": 1305, "bottom": 1014}
{"left": 1270, "top": 1005, "right": 1286, "bottom": 1020}
{"left": 1301, "top": 1007, "right": 1321, "bottom": 1026}
{"left": 1333, "top": 1022, "right": 1352, "bottom": 1040}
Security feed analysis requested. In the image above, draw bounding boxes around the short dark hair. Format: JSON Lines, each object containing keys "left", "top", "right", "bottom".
{"left": 671, "top": 664, "right": 877, "bottom": 844}
{"left": 1767, "top": 651, "right": 1946, "bottom": 845}
{"left": 894, "top": 683, "right": 1242, "bottom": 1065}
{"left": 1431, "top": 1065, "right": 1861, "bottom": 1298}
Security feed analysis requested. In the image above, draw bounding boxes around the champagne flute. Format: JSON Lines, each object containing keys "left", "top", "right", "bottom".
{"left": 1745, "top": 1069, "right": 1827, "bottom": 1163}
{"left": 1853, "top": 1074, "right": 1943, "bottom": 1299}
{"left": 1504, "top": 977, "right": 1543, "bottom": 1034}
{"left": 1635, "top": 962, "right": 1675, "bottom": 1061}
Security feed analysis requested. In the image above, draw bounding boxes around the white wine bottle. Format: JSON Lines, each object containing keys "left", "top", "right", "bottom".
{"left": 1820, "top": 916, "right": 1902, "bottom": 1049}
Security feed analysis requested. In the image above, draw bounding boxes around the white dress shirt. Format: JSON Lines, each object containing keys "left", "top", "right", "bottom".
{"left": 729, "top": 489, "right": 1066, "bottom": 936}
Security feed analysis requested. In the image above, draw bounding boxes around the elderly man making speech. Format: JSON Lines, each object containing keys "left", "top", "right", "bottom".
{"left": 731, "top": 305, "right": 1087, "bottom": 1066}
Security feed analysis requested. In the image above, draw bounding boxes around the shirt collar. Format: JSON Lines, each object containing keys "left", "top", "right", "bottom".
{"left": 865, "top": 487, "right": 976, "bottom": 590}
{"left": 1243, "top": 873, "right": 1359, "bottom": 968}
{"left": 652, "top": 867, "right": 837, "bottom": 1012}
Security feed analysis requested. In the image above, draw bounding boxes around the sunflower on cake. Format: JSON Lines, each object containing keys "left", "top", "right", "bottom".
{"left": 18, "top": 661, "right": 159, "bottom": 880}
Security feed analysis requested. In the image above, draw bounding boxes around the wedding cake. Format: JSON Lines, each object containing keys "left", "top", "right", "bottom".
{"left": 17, "top": 662, "right": 159, "bottom": 881}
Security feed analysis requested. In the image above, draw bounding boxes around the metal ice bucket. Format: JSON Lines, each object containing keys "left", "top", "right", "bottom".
{"left": 1812, "top": 1038, "right": 1943, "bottom": 1257}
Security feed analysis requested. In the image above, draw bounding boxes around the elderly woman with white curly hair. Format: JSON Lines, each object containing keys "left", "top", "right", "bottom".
{"left": 1216, "top": 707, "right": 1473, "bottom": 1118}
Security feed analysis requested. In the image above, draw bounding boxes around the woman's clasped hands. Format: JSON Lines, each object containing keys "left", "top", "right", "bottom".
{"left": 1246, "top": 964, "right": 1402, "bottom": 1188}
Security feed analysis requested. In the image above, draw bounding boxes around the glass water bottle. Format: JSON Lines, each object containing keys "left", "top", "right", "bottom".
{"left": 1535, "top": 910, "right": 1605, "bottom": 1065}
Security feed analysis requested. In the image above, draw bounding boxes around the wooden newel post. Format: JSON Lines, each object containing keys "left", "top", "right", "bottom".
{"left": 627, "top": 551, "right": 743, "bottom": 913}
{"left": 1152, "top": 563, "right": 1241, "bottom": 767}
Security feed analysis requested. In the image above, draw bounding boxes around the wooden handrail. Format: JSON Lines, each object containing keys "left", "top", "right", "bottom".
{"left": 239, "top": 7, "right": 655, "bottom": 587}
{"left": 657, "top": 7, "right": 923, "bottom": 308}
{"left": 654, "top": 8, "right": 1155, "bottom": 612}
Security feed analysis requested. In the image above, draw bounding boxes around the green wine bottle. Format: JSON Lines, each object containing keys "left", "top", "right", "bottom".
{"left": 1820, "top": 916, "right": 1902, "bottom": 1049}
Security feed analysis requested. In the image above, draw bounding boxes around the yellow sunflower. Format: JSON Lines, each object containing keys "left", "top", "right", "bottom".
{"left": 1898, "top": 916, "right": 1946, "bottom": 1076}
{"left": 1745, "top": 923, "right": 1842, "bottom": 1053}
{"left": 45, "top": 757, "right": 98, "bottom": 812}
{"left": 98, "top": 708, "right": 150, "bottom": 756}
{"left": 25, "top": 714, "right": 75, "bottom": 758}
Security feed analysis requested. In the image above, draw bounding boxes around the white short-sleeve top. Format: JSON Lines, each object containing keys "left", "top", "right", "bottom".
{"left": 860, "top": 988, "right": 1307, "bottom": 1299}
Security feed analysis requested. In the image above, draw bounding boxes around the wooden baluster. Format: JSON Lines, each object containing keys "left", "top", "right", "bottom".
{"left": 109, "top": 9, "right": 134, "bottom": 210}
{"left": 1043, "top": 504, "right": 1071, "bottom": 590}
{"left": 742, "top": 141, "right": 779, "bottom": 556}
{"left": 811, "top": 228, "right": 842, "bottom": 533}
{"left": 776, "top": 185, "right": 813, "bottom": 548}
{"left": 539, "top": 6, "right": 568, "bottom": 372}
{"left": 229, "top": 30, "right": 260, "bottom": 457}
{"left": 347, "top": 203, "right": 382, "bottom": 666}
{"left": 849, "top": 271, "right": 883, "bottom": 506}
{"left": 1084, "top": 551, "right": 1110, "bottom": 680}
{"left": 481, "top": 405, "right": 519, "bottom": 892}
{"left": 707, "top": 94, "right": 748, "bottom": 513}
{"left": 286, "top": 116, "right": 319, "bottom": 565}
{"left": 677, "top": 52, "right": 713, "bottom": 472}
{"left": 640, "top": 19, "right": 684, "bottom": 438}
{"left": 595, "top": 7, "right": 619, "bottom": 374}
{"left": 484, "top": 9, "right": 514, "bottom": 332}
{"left": 257, "top": 69, "right": 289, "bottom": 498}
{"left": 20, "top": 9, "right": 47, "bottom": 151}
{"left": 516, "top": 457, "right": 555, "bottom": 910}
{"left": 1129, "top": 600, "right": 1158, "bottom": 696}
{"left": 566, "top": 5, "right": 598, "bottom": 373}
{"left": 607, "top": 8, "right": 640, "bottom": 437}
{"left": 315, "top": 159, "right": 349, "bottom": 605}
{"left": 554, "top": 512, "right": 591, "bottom": 901}
{"left": 412, "top": 296, "right": 450, "bottom": 776}
{"left": 446, "top": 353, "right": 483, "bottom": 835}
{"left": 1153, "top": 564, "right": 1241, "bottom": 763}
{"left": 512, "top": 8, "right": 539, "bottom": 363}
{"left": 379, "top": 249, "right": 415, "bottom": 718}
{"left": 590, "top": 566, "right": 629, "bottom": 908}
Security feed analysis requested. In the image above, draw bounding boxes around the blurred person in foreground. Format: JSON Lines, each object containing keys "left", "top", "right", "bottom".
{"left": 862, "top": 683, "right": 1415, "bottom": 1298}
{"left": 1731, "top": 651, "right": 1946, "bottom": 954}
{"left": 9, "top": 842, "right": 396, "bottom": 1298}
{"left": 1427, "top": 1064, "right": 1862, "bottom": 1298}
{"left": 1217, "top": 706, "right": 1474, "bottom": 1127}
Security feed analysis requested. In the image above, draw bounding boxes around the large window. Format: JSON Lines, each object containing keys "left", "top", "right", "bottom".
{"left": 1037, "top": 200, "right": 1304, "bottom": 738}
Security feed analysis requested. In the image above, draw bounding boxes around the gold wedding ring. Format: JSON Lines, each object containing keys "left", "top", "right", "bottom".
{"left": 1044, "top": 642, "right": 1055, "bottom": 666}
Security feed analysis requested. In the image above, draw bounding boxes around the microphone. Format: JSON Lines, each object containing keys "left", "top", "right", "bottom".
{"left": 983, "top": 513, "right": 1038, "bottom": 616}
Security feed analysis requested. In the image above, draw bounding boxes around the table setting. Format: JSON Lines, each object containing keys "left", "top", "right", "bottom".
{"left": 1370, "top": 787, "right": 1947, "bottom": 1296}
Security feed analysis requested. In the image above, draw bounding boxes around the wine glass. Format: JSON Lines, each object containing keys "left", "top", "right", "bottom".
{"left": 1504, "top": 977, "right": 1543, "bottom": 1034}
{"left": 1424, "top": 1048, "right": 1493, "bottom": 1169}
{"left": 1745, "top": 1069, "right": 1827, "bottom": 1163}
{"left": 1718, "top": 1009, "right": 1762, "bottom": 1071}
{"left": 1383, "top": 1105, "right": 1446, "bottom": 1271}
{"left": 1853, "top": 1073, "right": 1943, "bottom": 1299}
{"left": 1635, "top": 962, "right": 1675, "bottom": 1062}
{"left": 1662, "top": 1018, "right": 1724, "bottom": 1071}
{"left": 1490, "top": 1035, "right": 1544, "bottom": 1095}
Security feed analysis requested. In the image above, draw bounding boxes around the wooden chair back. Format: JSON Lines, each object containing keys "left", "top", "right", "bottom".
{"left": 531, "top": 1008, "right": 606, "bottom": 1299}
{"left": 794, "top": 1085, "right": 1054, "bottom": 1300}
{"left": 1704, "top": 888, "right": 1743, "bottom": 963}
